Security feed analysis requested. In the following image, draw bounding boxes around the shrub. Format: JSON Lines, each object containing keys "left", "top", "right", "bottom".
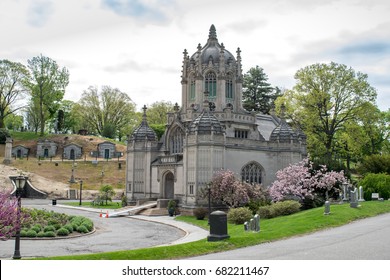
{"left": 37, "top": 232, "right": 46, "bottom": 237}
{"left": 76, "top": 225, "right": 89, "bottom": 233}
{"left": 360, "top": 173, "right": 390, "bottom": 200}
{"left": 357, "top": 154, "right": 390, "bottom": 175}
{"left": 26, "top": 229, "right": 37, "bottom": 238}
{"left": 44, "top": 231, "right": 56, "bottom": 237}
{"left": 258, "top": 205, "right": 275, "bottom": 219}
{"left": 31, "top": 224, "right": 42, "bottom": 233}
{"left": 20, "top": 229, "right": 28, "bottom": 237}
{"left": 193, "top": 207, "right": 208, "bottom": 220}
{"left": 43, "top": 225, "right": 56, "bottom": 232}
{"left": 258, "top": 200, "right": 301, "bottom": 219}
{"left": 81, "top": 221, "right": 93, "bottom": 232}
{"left": 272, "top": 200, "right": 301, "bottom": 217}
{"left": 63, "top": 223, "right": 73, "bottom": 233}
{"left": 57, "top": 227, "right": 70, "bottom": 236}
{"left": 227, "top": 207, "right": 253, "bottom": 225}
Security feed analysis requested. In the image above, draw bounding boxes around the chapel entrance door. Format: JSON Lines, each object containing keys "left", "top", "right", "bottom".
{"left": 164, "top": 172, "right": 174, "bottom": 199}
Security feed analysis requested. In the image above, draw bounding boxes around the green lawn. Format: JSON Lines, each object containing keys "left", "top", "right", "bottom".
{"left": 61, "top": 201, "right": 123, "bottom": 209}
{"left": 39, "top": 201, "right": 390, "bottom": 260}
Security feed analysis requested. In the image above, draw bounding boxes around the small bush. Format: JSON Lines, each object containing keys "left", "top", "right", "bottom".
{"left": 20, "top": 230, "right": 28, "bottom": 237}
{"left": 258, "top": 200, "right": 301, "bottom": 219}
{"left": 193, "top": 207, "right": 208, "bottom": 220}
{"left": 63, "top": 223, "right": 73, "bottom": 233}
{"left": 31, "top": 225, "right": 42, "bottom": 233}
{"left": 76, "top": 225, "right": 89, "bottom": 233}
{"left": 227, "top": 207, "right": 253, "bottom": 225}
{"left": 26, "top": 229, "right": 37, "bottom": 238}
{"left": 81, "top": 221, "right": 93, "bottom": 232}
{"left": 37, "top": 232, "right": 46, "bottom": 237}
{"left": 44, "top": 231, "right": 56, "bottom": 237}
{"left": 258, "top": 205, "right": 275, "bottom": 219}
{"left": 57, "top": 227, "right": 70, "bottom": 236}
{"left": 272, "top": 200, "right": 301, "bottom": 217}
{"left": 43, "top": 225, "right": 56, "bottom": 232}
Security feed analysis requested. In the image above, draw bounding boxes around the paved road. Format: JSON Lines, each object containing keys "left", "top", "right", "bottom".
{"left": 188, "top": 212, "right": 390, "bottom": 260}
{"left": 0, "top": 199, "right": 188, "bottom": 259}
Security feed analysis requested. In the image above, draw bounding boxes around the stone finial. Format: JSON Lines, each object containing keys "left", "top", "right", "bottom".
{"left": 209, "top": 24, "right": 217, "bottom": 40}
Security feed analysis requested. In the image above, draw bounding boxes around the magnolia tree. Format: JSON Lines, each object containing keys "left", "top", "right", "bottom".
{"left": 205, "top": 170, "right": 264, "bottom": 208}
{"left": 0, "top": 191, "right": 19, "bottom": 240}
{"left": 269, "top": 158, "right": 347, "bottom": 202}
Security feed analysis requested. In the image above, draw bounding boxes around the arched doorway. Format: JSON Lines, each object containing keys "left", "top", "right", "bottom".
{"left": 164, "top": 172, "right": 174, "bottom": 199}
{"left": 70, "top": 149, "right": 75, "bottom": 160}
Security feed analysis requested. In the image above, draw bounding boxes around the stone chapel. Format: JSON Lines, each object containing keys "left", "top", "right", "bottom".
{"left": 125, "top": 25, "right": 307, "bottom": 209}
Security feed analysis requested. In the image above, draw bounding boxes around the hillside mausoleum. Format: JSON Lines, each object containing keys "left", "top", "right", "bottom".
{"left": 125, "top": 25, "right": 307, "bottom": 209}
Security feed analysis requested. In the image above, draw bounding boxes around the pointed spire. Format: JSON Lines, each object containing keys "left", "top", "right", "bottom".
{"left": 141, "top": 105, "right": 148, "bottom": 124}
{"left": 209, "top": 24, "right": 217, "bottom": 40}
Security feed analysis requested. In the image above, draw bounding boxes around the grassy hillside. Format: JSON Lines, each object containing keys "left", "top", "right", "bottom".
{"left": 8, "top": 132, "right": 127, "bottom": 191}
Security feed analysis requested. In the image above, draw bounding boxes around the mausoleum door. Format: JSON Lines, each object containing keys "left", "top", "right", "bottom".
{"left": 164, "top": 172, "right": 174, "bottom": 199}
{"left": 17, "top": 149, "right": 22, "bottom": 158}
{"left": 70, "top": 149, "right": 75, "bottom": 160}
{"left": 44, "top": 149, "right": 49, "bottom": 158}
{"left": 104, "top": 149, "right": 109, "bottom": 159}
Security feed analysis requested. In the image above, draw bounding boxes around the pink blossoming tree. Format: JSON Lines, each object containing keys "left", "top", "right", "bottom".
{"left": 206, "top": 170, "right": 264, "bottom": 208}
{"left": 0, "top": 191, "right": 19, "bottom": 240}
{"left": 269, "top": 158, "right": 347, "bottom": 203}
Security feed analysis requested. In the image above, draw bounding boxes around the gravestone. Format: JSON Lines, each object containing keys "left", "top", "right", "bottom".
{"left": 371, "top": 193, "right": 379, "bottom": 200}
{"left": 207, "top": 211, "right": 230, "bottom": 241}
{"left": 350, "top": 188, "right": 358, "bottom": 208}
{"left": 254, "top": 214, "right": 260, "bottom": 232}
{"left": 3, "top": 137, "right": 12, "bottom": 164}
{"left": 358, "top": 186, "right": 365, "bottom": 202}
{"left": 249, "top": 218, "right": 254, "bottom": 231}
{"left": 244, "top": 221, "right": 249, "bottom": 231}
{"left": 324, "top": 201, "right": 331, "bottom": 215}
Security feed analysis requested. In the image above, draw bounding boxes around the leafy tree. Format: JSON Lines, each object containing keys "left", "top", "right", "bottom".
{"left": 77, "top": 85, "right": 137, "bottom": 138}
{"left": 56, "top": 109, "right": 64, "bottom": 133}
{"left": 0, "top": 128, "right": 11, "bottom": 144}
{"left": 0, "top": 191, "right": 19, "bottom": 240}
{"left": 269, "top": 158, "right": 347, "bottom": 203}
{"left": 242, "top": 66, "right": 280, "bottom": 114}
{"left": 146, "top": 101, "right": 174, "bottom": 125}
{"left": 205, "top": 170, "right": 263, "bottom": 208}
{"left": 0, "top": 59, "right": 30, "bottom": 128}
{"left": 26, "top": 55, "right": 69, "bottom": 136}
{"left": 24, "top": 99, "right": 41, "bottom": 133}
{"left": 277, "top": 62, "right": 377, "bottom": 164}
{"left": 5, "top": 113, "right": 23, "bottom": 131}
{"left": 357, "top": 154, "right": 390, "bottom": 175}
{"left": 99, "top": 185, "right": 115, "bottom": 205}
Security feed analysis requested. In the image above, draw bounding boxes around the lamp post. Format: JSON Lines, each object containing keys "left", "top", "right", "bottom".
{"left": 13, "top": 175, "right": 26, "bottom": 260}
{"left": 79, "top": 180, "right": 83, "bottom": 206}
{"left": 207, "top": 184, "right": 211, "bottom": 225}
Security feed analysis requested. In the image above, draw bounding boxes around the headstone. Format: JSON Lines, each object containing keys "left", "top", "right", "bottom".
{"left": 3, "top": 137, "right": 13, "bottom": 164}
{"left": 350, "top": 188, "right": 358, "bottom": 208}
{"left": 207, "top": 210, "right": 230, "bottom": 241}
{"left": 249, "top": 218, "right": 254, "bottom": 231}
{"left": 324, "top": 201, "right": 331, "bottom": 215}
{"left": 358, "top": 186, "right": 365, "bottom": 202}
{"left": 254, "top": 214, "right": 260, "bottom": 232}
{"left": 244, "top": 221, "right": 249, "bottom": 231}
{"left": 342, "top": 183, "right": 349, "bottom": 201}
{"left": 371, "top": 193, "right": 379, "bottom": 200}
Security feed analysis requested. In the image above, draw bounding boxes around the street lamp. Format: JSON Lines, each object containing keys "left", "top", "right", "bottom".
{"left": 79, "top": 180, "right": 83, "bottom": 206}
{"left": 207, "top": 184, "right": 211, "bottom": 225}
{"left": 13, "top": 175, "right": 26, "bottom": 260}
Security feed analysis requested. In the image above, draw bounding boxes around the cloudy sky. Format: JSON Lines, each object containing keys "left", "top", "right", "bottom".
{"left": 1, "top": 0, "right": 389, "bottom": 111}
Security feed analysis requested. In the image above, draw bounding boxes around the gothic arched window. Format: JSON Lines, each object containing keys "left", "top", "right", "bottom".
{"left": 241, "top": 162, "right": 263, "bottom": 185}
{"left": 169, "top": 126, "right": 184, "bottom": 154}
{"left": 225, "top": 73, "right": 234, "bottom": 100}
{"left": 189, "top": 77, "right": 196, "bottom": 101}
{"left": 205, "top": 72, "right": 216, "bottom": 98}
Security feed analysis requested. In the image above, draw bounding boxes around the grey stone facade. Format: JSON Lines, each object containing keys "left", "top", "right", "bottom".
{"left": 36, "top": 139, "right": 57, "bottom": 158}
{"left": 12, "top": 145, "right": 29, "bottom": 158}
{"left": 125, "top": 25, "right": 307, "bottom": 208}
{"left": 97, "top": 141, "right": 116, "bottom": 159}
{"left": 63, "top": 143, "right": 83, "bottom": 160}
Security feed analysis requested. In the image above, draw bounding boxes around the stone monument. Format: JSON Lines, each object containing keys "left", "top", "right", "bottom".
{"left": 324, "top": 201, "right": 331, "bottom": 215}
{"left": 207, "top": 211, "right": 230, "bottom": 241}
{"left": 3, "top": 137, "right": 12, "bottom": 164}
